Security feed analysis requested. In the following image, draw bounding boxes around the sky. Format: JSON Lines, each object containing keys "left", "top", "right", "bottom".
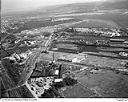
{"left": 2, "top": 0, "right": 107, "bottom": 13}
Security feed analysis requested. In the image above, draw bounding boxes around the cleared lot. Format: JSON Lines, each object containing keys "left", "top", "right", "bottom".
{"left": 76, "top": 69, "right": 128, "bottom": 98}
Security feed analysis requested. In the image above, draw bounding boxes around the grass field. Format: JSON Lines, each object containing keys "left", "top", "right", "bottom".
{"left": 56, "top": 13, "right": 128, "bottom": 28}
{"left": 62, "top": 83, "right": 95, "bottom": 98}
{"left": 15, "top": 19, "right": 81, "bottom": 33}
{"left": 76, "top": 69, "right": 128, "bottom": 97}
{"left": 69, "top": 19, "right": 120, "bottom": 29}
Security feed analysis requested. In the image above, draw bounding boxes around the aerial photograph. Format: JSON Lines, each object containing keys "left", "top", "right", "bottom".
{"left": 1, "top": 0, "right": 128, "bottom": 99}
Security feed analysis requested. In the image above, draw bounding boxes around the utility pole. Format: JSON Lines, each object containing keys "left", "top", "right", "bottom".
{"left": 53, "top": 52, "right": 55, "bottom": 62}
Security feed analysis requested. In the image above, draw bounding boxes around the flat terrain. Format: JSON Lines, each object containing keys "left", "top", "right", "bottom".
{"left": 55, "top": 12, "right": 128, "bottom": 28}
{"left": 38, "top": 51, "right": 128, "bottom": 97}
{"left": 76, "top": 69, "right": 128, "bottom": 98}
{"left": 61, "top": 69, "right": 128, "bottom": 98}
{"left": 69, "top": 19, "right": 121, "bottom": 29}
{"left": 1, "top": 0, "right": 128, "bottom": 98}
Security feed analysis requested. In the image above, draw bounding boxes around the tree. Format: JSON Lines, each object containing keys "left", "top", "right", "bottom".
{"left": 63, "top": 77, "right": 77, "bottom": 86}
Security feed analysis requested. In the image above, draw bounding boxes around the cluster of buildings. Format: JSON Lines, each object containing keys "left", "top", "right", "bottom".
{"left": 7, "top": 50, "right": 32, "bottom": 64}
{"left": 119, "top": 52, "right": 128, "bottom": 57}
{"left": 27, "top": 61, "right": 63, "bottom": 97}
{"left": 19, "top": 40, "right": 37, "bottom": 47}
{"left": 21, "top": 27, "right": 53, "bottom": 35}
{"left": 71, "top": 27, "right": 121, "bottom": 37}
{"left": 1, "top": 18, "right": 24, "bottom": 34}
{"left": 28, "top": 77, "right": 54, "bottom": 97}
{"left": 21, "top": 29, "right": 41, "bottom": 35}
{"left": 1, "top": 18, "right": 13, "bottom": 33}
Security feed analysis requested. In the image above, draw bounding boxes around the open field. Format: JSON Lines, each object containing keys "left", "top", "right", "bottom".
{"left": 15, "top": 19, "right": 81, "bottom": 33}
{"left": 69, "top": 19, "right": 120, "bottom": 29}
{"left": 76, "top": 69, "right": 128, "bottom": 98}
{"left": 55, "top": 13, "right": 128, "bottom": 28}
{"left": 58, "top": 61, "right": 128, "bottom": 98}
{"left": 62, "top": 83, "right": 95, "bottom": 98}
{"left": 55, "top": 44, "right": 78, "bottom": 50}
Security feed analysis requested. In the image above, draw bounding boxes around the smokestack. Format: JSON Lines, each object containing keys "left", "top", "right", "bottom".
{"left": 53, "top": 53, "right": 55, "bottom": 61}
{"left": 58, "top": 64, "right": 62, "bottom": 78}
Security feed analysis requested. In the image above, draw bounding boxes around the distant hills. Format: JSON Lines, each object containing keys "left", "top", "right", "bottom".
{"left": 2, "top": 0, "right": 128, "bottom": 17}
{"left": 99, "top": 0, "right": 128, "bottom": 10}
{"left": 30, "top": 0, "right": 128, "bottom": 14}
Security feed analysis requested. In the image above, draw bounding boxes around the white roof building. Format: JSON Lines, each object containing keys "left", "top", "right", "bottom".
{"left": 9, "top": 56, "right": 16, "bottom": 61}
{"left": 72, "top": 57, "right": 85, "bottom": 63}
{"left": 20, "top": 53, "right": 28, "bottom": 59}
{"left": 55, "top": 70, "right": 59, "bottom": 75}
{"left": 54, "top": 79, "right": 63, "bottom": 83}
{"left": 12, "top": 53, "right": 21, "bottom": 61}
